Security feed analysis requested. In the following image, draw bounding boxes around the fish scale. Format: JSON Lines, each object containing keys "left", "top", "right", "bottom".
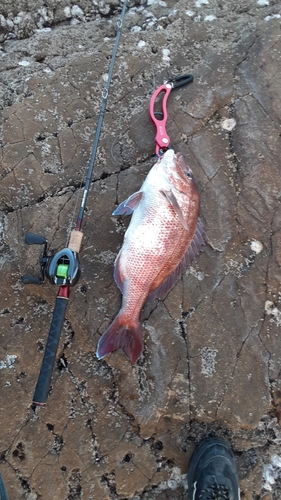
{"left": 96, "top": 149, "right": 204, "bottom": 364}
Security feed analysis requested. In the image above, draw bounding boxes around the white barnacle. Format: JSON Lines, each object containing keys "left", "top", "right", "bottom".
{"left": 6, "top": 355, "right": 17, "bottom": 368}
{"left": 265, "top": 300, "right": 274, "bottom": 313}
{"left": 250, "top": 239, "right": 263, "bottom": 254}
{"left": 221, "top": 118, "right": 236, "bottom": 131}
{"left": 201, "top": 346, "right": 218, "bottom": 378}
{"left": 265, "top": 301, "right": 281, "bottom": 326}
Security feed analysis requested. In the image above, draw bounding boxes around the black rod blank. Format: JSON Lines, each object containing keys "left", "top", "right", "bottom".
{"left": 33, "top": 296, "right": 69, "bottom": 405}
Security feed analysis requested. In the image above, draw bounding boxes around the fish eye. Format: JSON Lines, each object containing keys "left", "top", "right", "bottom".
{"left": 186, "top": 171, "right": 192, "bottom": 179}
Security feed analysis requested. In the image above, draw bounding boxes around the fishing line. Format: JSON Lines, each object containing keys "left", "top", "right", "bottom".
{"left": 110, "top": 100, "right": 149, "bottom": 166}
{"left": 110, "top": 67, "right": 174, "bottom": 166}
{"left": 66, "top": 175, "right": 86, "bottom": 246}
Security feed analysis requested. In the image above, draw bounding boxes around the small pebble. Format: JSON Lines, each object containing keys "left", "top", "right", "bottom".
{"left": 71, "top": 5, "right": 84, "bottom": 18}
{"left": 204, "top": 15, "right": 216, "bottom": 21}
{"left": 265, "top": 14, "right": 281, "bottom": 21}
{"left": 19, "top": 60, "right": 31, "bottom": 66}
{"left": 131, "top": 26, "right": 142, "bottom": 33}
{"left": 162, "top": 48, "right": 170, "bottom": 62}
{"left": 35, "top": 28, "right": 52, "bottom": 33}
{"left": 64, "top": 6, "right": 71, "bottom": 18}
{"left": 195, "top": 0, "right": 209, "bottom": 6}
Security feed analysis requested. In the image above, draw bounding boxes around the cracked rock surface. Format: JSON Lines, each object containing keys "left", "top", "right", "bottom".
{"left": 1, "top": 0, "right": 281, "bottom": 499}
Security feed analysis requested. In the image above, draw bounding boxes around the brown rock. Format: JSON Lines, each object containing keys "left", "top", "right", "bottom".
{"left": 2, "top": 5, "right": 281, "bottom": 499}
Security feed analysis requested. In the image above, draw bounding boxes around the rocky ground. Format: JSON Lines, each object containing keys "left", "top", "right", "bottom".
{"left": 1, "top": 0, "right": 281, "bottom": 499}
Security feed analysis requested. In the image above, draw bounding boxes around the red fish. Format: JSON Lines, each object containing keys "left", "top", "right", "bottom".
{"left": 96, "top": 149, "right": 204, "bottom": 363}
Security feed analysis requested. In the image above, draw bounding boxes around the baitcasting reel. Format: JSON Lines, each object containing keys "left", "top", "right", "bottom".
{"left": 22, "top": 232, "right": 81, "bottom": 287}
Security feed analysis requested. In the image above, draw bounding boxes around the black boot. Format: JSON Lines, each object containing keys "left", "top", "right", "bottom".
{"left": 187, "top": 438, "right": 240, "bottom": 500}
{"left": 0, "top": 472, "right": 8, "bottom": 500}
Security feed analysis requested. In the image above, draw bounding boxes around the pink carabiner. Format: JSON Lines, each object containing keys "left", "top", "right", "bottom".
{"left": 149, "top": 83, "right": 172, "bottom": 156}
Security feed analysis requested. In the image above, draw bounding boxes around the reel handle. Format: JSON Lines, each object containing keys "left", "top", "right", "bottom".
{"left": 25, "top": 233, "right": 46, "bottom": 245}
{"left": 22, "top": 275, "right": 43, "bottom": 285}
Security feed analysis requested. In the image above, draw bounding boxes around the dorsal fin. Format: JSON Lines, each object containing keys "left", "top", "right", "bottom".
{"left": 148, "top": 218, "right": 205, "bottom": 301}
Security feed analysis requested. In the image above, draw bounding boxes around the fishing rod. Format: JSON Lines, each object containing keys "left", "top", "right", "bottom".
{"left": 22, "top": 0, "right": 128, "bottom": 406}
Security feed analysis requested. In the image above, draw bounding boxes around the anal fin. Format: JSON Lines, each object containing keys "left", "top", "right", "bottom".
{"left": 114, "top": 251, "right": 124, "bottom": 292}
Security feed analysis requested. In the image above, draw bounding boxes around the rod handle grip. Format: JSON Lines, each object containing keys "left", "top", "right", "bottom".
{"left": 33, "top": 295, "right": 69, "bottom": 406}
{"left": 68, "top": 230, "right": 83, "bottom": 254}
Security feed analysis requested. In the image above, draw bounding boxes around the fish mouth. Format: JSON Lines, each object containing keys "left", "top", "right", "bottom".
{"left": 161, "top": 149, "right": 194, "bottom": 183}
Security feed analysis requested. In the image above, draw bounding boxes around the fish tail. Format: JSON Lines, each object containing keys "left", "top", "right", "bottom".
{"left": 96, "top": 314, "right": 143, "bottom": 364}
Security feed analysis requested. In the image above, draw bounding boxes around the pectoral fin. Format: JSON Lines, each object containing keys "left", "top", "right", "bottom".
{"left": 160, "top": 188, "right": 188, "bottom": 230}
{"left": 113, "top": 191, "right": 143, "bottom": 216}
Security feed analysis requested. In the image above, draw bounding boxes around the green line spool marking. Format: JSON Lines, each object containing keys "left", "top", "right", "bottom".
{"left": 56, "top": 264, "right": 69, "bottom": 279}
